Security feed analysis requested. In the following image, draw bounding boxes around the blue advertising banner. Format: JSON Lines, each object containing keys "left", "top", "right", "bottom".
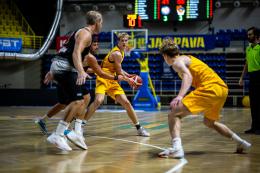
{"left": 148, "top": 35, "right": 215, "bottom": 50}
{"left": 0, "top": 37, "right": 22, "bottom": 52}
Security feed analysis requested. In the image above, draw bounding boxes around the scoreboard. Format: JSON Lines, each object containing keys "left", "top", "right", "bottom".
{"left": 135, "top": 0, "right": 213, "bottom": 22}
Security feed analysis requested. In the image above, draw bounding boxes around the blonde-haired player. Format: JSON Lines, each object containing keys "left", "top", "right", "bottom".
{"left": 82, "top": 32, "right": 150, "bottom": 136}
{"left": 158, "top": 40, "right": 251, "bottom": 158}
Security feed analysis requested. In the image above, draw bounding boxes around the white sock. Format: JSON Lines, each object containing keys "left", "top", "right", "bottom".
{"left": 74, "top": 119, "right": 83, "bottom": 133}
{"left": 231, "top": 133, "right": 242, "bottom": 146}
{"left": 135, "top": 122, "right": 140, "bottom": 125}
{"left": 56, "top": 120, "right": 68, "bottom": 135}
{"left": 173, "top": 138, "right": 182, "bottom": 149}
{"left": 82, "top": 119, "right": 87, "bottom": 124}
{"left": 66, "top": 123, "right": 70, "bottom": 130}
{"left": 41, "top": 114, "right": 49, "bottom": 124}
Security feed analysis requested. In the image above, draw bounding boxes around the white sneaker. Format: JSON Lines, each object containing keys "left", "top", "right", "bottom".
{"left": 158, "top": 147, "right": 184, "bottom": 158}
{"left": 236, "top": 140, "right": 251, "bottom": 153}
{"left": 137, "top": 127, "right": 150, "bottom": 137}
{"left": 66, "top": 130, "right": 88, "bottom": 150}
{"left": 47, "top": 130, "right": 72, "bottom": 151}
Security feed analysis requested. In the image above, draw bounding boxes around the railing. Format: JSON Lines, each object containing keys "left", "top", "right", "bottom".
{"left": 9, "top": 0, "right": 35, "bottom": 36}
{"left": 0, "top": 34, "right": 44, "bottom": 50}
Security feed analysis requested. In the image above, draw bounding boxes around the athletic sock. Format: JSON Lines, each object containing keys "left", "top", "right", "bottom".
{"left": 135, "top": 122, "right": 141, "bottom": 130}
{"left": 173, "top": 138, "right": 182, "bottom": 149}
{"left": 56, "top": 120, "right": 68, "bottom": 135}
{"left": 231, "top": 133, "right": 243, "bottom": 146}
{"left": 82, "top": 119, "right": 87, "bottom": 125}
{"left": 41, "top": 114, "right": 49, "bottom": 124}
{"left": 74, "top": 119, "right": 83, "bottom": 133}
{"left": 66, "top": 123, "right": 70, "bottom": 130}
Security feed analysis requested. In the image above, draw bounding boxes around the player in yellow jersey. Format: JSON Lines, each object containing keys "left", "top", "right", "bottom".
{"left": 81, "top": 32, "right": 150, "bottom": 136}
{"left": 158, "top": 40, "right": 251, "bottom": 159}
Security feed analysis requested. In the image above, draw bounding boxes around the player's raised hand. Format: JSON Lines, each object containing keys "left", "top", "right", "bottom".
{"left": 117, "top": 75, "right": 123, "bottom": 82}
{"left": 44, "top": 72, "right": 53, "bottom": 85}
{"left": 170, "top": 96, "right": 183, "bottom": 109}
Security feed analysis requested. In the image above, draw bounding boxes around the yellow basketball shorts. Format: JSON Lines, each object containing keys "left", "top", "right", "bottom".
{"left": 182, "top": 84, "right": 228, "bottom": 121}
{"left": 95, "top": 81, "right": 125, "bottom": 101}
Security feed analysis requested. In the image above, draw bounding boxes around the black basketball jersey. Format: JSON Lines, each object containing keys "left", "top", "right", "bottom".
{"left": 56, "top": 27, "right": 92, "bottom": 67}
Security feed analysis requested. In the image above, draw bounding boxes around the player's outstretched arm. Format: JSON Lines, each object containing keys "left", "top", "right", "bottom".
{"left": 86, "top": 68, "right": 94, "bottom": 73}
{"left": 87, "top": 55, "right": 123, "bottom": 82}
{"left": 73, "top": 30, "right": 92, "bottom": 85}
{"left": 170, "top": 58, "right": 193, "bottom": 109}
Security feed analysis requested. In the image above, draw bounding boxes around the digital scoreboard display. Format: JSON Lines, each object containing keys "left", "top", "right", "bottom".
{"left": 123, "top": 14, "right": 142, "bottom": 28}
{"left": 135, "top": 0, "right": 213, "bottom": 22}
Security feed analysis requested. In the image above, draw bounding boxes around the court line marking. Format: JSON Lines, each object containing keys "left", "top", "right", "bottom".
{"left": 0, "top": 129, "right": 188, "bottom": 173}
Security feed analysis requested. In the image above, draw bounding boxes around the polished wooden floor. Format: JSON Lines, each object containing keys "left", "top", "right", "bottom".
{"left": 0, "top": 106, "right": 259, "bottom": 173}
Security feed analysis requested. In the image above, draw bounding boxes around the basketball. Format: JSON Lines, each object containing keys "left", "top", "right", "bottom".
{"left": 130, "top": 75, "right": 142, "bottom": 89}
{"left": 242, "top": 96, "right": 250, "bottom": 107}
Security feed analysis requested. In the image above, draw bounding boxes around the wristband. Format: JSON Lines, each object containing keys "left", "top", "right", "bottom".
{"left": 114, "top": 76, "right": 118, "bottom": 80}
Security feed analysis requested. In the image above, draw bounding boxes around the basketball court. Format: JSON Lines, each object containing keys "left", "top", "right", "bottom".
{"left": 1, "top": 0, "right": 260, "bottom": 172}
{"left": 0, "top": 106, "right": 259, "bottom": 173}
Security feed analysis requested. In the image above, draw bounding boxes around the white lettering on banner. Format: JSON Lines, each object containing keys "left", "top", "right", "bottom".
{"left": 59, "top": 46, "right": 67, "bottom": 53}
{"left": 0, "top": 39, "right": 2, "bottom": 44}
{"left": 60, "top": 40, "right": 66, "bottom": 47}
{"left": 11, "top": 40, "right": 19, "bottom": 47}
{"left": 3, "top": 40, "right": 11, "bottom": 47}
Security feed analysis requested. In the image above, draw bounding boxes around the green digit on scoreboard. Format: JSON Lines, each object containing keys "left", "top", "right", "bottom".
{"left": 163, "top": 16, "right": 168, "bottom": 22}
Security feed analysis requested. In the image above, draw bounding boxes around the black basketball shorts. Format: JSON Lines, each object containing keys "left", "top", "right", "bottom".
{"left": 52, "top": 71, "right": 89, "bottom": 105}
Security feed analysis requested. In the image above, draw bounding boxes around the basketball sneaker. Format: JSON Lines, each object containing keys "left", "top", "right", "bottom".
{"left": 35, "top": 119, "right": 47, "bottom": 133}
{"left": 158, "top": 147, "right": 184, "bottom": 158}
{"left": 66, "top": 130, "right": 88, "bottom": 150}
{"left": 137, "top": 127, "right": 150, "bottom": 137}
{"left": 47, "top": 130, "right": 72, "bottom": 151}
{"left": 236, "top": 140, "right": 251, "bottom": 153}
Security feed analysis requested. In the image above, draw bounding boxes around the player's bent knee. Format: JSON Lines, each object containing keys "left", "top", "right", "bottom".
{"left": 95, "top": 98, "right": 103, "bottom": 107}
{"left": 72, "top": 99, "right": 85, "bottom": 107}
{"left": 123, "top": 100, "right": 131, "bottom": 108}
{"left": 203, "top": 120, "right": 214, "bottom": 128}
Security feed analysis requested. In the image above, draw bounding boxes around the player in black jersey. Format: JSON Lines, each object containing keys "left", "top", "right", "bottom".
{"left": 46, "top": 11, "right": 122, "bottom": 151}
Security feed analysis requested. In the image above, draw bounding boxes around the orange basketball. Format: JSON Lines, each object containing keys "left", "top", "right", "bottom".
{"left": 130, "top": 75, "right": 142, "bottom": 89}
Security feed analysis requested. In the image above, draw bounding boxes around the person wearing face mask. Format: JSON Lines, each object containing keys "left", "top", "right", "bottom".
{"left": 239, "top": 27, "right": 260, "bottom": 135}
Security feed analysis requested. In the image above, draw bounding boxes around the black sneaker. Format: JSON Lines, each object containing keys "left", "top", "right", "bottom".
{"left": 254, "top": 129, "right": 260, "bottom": 135}
{"left": 244, "top": 128, "right": 255, "bottom": 134}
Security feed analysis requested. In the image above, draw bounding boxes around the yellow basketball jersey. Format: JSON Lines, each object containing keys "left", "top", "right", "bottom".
{"left": 178, "top": 55, "right": 228, "bottom": 89}
{"left": 96, "top": 46, "right": 124, "bottom": 88}
{"left": 101, "top": 46, "right": 124, "bottom": 76}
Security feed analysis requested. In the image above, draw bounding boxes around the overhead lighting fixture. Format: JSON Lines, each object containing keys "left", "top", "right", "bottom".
{"left": 109, "top": 4, "right": 115, "bottom": 11}
{"left": 75, "top": 5, "right": 81, "bottom": 11}
{"left": 215, "top": 1, "right": 221, "bottom": 8}
{"left": 126, "top": 4, "right": 132, "bottom": 10}
{"left": 253, "top": 0, "right": 259, "bottom": 7}
{"left": 92, "top": 5, "right": 98, "bottom": 10}
{"left": 234, "top": 1, "right": 240, "bottom": 8}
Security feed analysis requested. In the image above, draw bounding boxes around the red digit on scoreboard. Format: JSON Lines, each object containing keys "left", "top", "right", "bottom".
{"left": 138, "top": 15, "right": 141, "bottom": 27}
{"left": 177, "top": 0, "right": 185, "bottom": 4}
{"left": 161, "top": 0, "right": 169, "bottom": 5}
